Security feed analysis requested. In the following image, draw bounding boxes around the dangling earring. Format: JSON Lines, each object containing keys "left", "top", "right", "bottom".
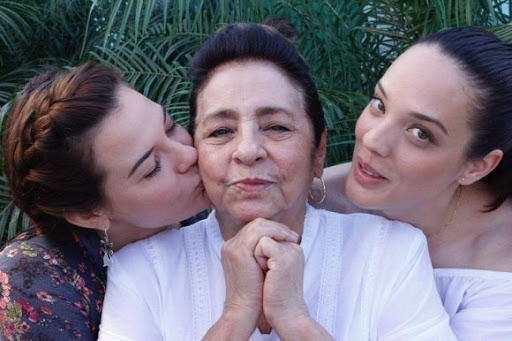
{"left": 309, "top": 177, "right": 326, "bottom": 204}
{"left": 101, "top": 227, "right": 114, "bottom": 268}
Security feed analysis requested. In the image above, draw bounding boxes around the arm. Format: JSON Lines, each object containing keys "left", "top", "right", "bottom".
{"left": 0, "top": 239, "right": 102, "bottom": 341}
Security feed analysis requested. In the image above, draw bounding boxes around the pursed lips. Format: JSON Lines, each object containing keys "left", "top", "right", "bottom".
{"left": 229, "top": 177, "right": 275, "bottom": 194}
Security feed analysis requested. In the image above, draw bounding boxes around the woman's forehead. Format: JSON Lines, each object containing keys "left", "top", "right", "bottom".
{"left": 196, "top": 61, "right": 305, "bottom": 118}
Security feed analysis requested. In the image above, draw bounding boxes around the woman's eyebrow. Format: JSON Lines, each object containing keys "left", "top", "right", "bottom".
{"left": 162, "top": 105, "right": 168, "bottom": 123}
{"left": 410, "top": 112, "right": 449, "bottom": 135}
{"left": 128, "top": 147, "right": 154, "bottom": 178}
{"left": 377, "top": 81, "right": 387, "bottom": 98}
{"left": 127, "top": 106, "right": 165, "bottom": 179}
{"left": 378, "top": 81, "right": 448, "bottom": 135}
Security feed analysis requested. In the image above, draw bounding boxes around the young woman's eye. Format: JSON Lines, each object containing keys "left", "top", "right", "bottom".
{"left": 209, "top": 128, "right": 233, "bottom": 138}
{"left": 369, "top": 96, "right": 385, "bottom": 113}
{"left": 408, "top": 127, "right": 434, "bottom": 144}
{"left": 165, "top": 120, "right": 176, "bottom": 135}
{"left": 144, "top": 160, "right": 161, "bottom": 179}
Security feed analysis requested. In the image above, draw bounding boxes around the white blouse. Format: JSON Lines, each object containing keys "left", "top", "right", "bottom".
{"left": 435, "top": 268, "right": 512, "bottom": 340}
{"left": 99, "top": 207, "right": 455, "bottom": 340}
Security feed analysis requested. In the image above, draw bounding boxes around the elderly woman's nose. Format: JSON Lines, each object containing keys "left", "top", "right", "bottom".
{"left": 232, "top": 130, "right": 266, "bottom": 165}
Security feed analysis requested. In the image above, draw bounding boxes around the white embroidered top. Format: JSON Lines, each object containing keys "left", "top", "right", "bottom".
{"left": 99, "top": 206, "right": 455, "bottom": 340}
{"left": 434, "top": 268, "right": 512, "bottom": 340}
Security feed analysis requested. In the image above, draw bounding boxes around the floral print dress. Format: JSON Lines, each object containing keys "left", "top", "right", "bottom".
{"left": 0, "top": 228, "right": 106, "bottom": 340}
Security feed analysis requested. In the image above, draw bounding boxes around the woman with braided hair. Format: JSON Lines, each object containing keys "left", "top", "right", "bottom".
{"left": 0, "top": 62, "right": 210, "bottom": 340}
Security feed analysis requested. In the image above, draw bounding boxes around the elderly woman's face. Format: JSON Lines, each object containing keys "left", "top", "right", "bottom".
{"left": 194, "top": 61, "right": 325, "bottom": 233}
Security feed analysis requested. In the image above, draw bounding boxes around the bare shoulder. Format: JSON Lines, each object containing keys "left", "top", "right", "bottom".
{"left": 471, "top": 202, "right": 512, "bottom": 272}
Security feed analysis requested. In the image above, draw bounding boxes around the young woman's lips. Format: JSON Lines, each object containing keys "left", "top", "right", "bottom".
{"left": 354, "top": 160, "right": 387, "bottom": 186}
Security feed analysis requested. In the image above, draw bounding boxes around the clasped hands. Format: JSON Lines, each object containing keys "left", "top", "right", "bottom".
{"left": 220, "top": 218, "right": 310, "bottom": 338}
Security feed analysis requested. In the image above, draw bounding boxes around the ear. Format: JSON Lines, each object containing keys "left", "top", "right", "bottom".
{"left": 460, "top": 149, "right": 503, "bottom": 185}
{"left": 64, "top": 209, "right": 110, "bottom": 231}
{"left": 313, "top": 129, "right": 328, "bottom": 178}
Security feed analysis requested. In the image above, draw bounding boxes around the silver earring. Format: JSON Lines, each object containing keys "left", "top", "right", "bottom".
{"left": 309, "top": 177, "right": 326, "bottom": 204}
{"left": 101, "top": 227, "right": 114, "bottom": 267}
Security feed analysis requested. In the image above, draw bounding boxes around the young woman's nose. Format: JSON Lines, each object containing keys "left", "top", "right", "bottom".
{"left": 172, "top": 142, "right": 198, "bottom": 174}
{"left": 360, "top": 120, "right": 393, "bottom": 157}
{"left": 232, "top": 128, "right": 266, "bottom": 165}
{"left": 165, "top": 124, "right": 197, "bottom": 174}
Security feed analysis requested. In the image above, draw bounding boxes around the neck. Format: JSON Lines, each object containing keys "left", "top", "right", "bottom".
{"left": 382, "top": 186, "right": 461, "bottom": 237}
{"left": 101, "top": 225, "right": 168, "bottom": 251}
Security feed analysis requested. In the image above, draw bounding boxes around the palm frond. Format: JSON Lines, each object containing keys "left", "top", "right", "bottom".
{"left": 0, "top": 1, "right": 36, "bottom": 54}
{"left": 489, "top": 22, "right": 512, "bottom": 42}
{"left": 0, "top": 171, "right": 30, "bottom": 243}
{"left": 90, "top": 36, "right": 194, "bottom": 125}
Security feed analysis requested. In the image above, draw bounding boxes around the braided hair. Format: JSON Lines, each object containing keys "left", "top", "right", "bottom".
{"left": 3, "top": 62, "right": 122, "bottom": 238}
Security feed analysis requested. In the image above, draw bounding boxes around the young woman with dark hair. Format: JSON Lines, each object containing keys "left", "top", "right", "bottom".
{"left": 320, "top": 27, "right": 512, "bottom": 340}
{"left": 0, "top": 63, "right": 210, "bottom": 340}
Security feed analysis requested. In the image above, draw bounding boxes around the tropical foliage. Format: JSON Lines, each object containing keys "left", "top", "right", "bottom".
{"left": 0, "top": 0, "right": 510, "bottom": 243}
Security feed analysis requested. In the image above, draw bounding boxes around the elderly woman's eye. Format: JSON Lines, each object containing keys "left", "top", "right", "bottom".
{"left": 209, "top": 128, "right": 232, "bottom": 137}
{"left": 266, "top": 125, "right": 289, "bottom": 132}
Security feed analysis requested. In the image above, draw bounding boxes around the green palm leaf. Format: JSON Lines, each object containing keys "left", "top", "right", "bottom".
{"left": 0, "top": 1, "right": 35, "bottom": 54}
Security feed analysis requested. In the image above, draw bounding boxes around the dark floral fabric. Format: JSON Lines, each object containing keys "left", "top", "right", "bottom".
{"left": 0, "top": 228, "right": 106, "bottom": 341}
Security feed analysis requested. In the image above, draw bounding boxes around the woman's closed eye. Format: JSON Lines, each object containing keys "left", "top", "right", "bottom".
{"left": 165, "top": 119, "right": 176, "bottom": 136}
{"left": 144, "top": 160, "right": 161, "bottom": 179}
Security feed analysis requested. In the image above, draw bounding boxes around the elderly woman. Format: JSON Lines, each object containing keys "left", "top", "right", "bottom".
{"left": 99, "top": 21, "right": 455, "bottom": 340}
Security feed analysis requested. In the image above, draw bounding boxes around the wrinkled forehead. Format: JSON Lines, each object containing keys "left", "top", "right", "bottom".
{"left": 198, "top": 59, "right": 304, "bottom": 101}
{"left": 195, "top": 60, "right": 307, "bottom": 122}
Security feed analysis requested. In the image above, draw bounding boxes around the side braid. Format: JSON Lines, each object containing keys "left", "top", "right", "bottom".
{"left": 3, "top": 63, "right": 122, "bottom": 237}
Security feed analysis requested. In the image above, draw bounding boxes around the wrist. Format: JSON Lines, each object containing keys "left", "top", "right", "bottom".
{"left": 203, "top": 304, "right": 258, "bottom": 340}
{"left": 274, "top": 314, "right": 334, "bottom": 341}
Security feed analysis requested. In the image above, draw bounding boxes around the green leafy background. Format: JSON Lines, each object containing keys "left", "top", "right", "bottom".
{"left": 0, "top": 0, "right": 511, "bottom": 244}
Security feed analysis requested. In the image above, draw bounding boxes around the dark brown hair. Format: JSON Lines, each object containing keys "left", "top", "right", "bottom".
{"left": 188, "top": 18, "right": 325, "bottom": 147}
{"left": 420, "top": 27, "right": 512, "bottom": 210}
{"left": 3, "top": 62, "right": 122, "bottom": 238}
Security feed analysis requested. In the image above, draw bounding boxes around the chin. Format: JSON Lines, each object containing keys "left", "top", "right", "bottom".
{"left": 231, "top": 208, "right": 276, "bottom": 224}
{"left": 346, "top": 190, "right": 377, "bottom": 211}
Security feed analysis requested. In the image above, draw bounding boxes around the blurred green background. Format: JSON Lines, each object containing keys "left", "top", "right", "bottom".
{"left": 0, "top": 0, "right": 511, "bottom": 244}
